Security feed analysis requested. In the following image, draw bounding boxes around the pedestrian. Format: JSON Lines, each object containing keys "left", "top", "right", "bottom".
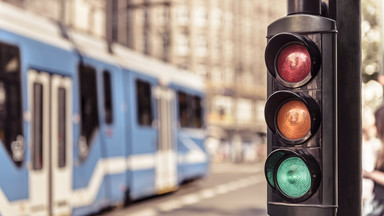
{"left": 363, "top": 106, "right": 384, "bottom": 216}
{"left": 363, "top": 125, "right": 382, "bottom": 214}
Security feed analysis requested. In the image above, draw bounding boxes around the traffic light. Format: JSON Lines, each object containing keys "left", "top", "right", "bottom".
{"left": 264, "top": 1, "right": 337, "bottom": 215}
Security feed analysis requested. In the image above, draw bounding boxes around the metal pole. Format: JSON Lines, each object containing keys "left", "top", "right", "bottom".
{"left": 332, "top": 0, "right": 362, "bottom": 215}
{"left": 287, "top": 0, "right": 321, "bottom": 15}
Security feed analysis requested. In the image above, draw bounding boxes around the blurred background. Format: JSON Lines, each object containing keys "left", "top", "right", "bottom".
{"left": 1, "top": 0, "right": 286, "bottom": 161}
{"left": 1, "top": 0, "right": 383, "bottom": 215}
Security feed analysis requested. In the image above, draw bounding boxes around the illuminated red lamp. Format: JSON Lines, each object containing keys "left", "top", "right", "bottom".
{"left": 277, "top": 44, "right": 311, "bottom": 83}
{"left": 265, "top": 33, "right": 321, "bottom": 88}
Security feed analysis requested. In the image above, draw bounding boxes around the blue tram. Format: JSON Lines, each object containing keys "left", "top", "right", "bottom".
{"left": 0, "top": 2, "right": 209, "bottom": 216}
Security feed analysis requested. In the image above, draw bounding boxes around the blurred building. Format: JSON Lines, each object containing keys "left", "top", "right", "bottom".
{"left": 105, "top": 0, "right": 286, "bottom": 143}
{"left": 1, "top": 0, "right": 286, "bottom": 148}
{"left": 1, "top": 0, "right": 106, "bottom": 38}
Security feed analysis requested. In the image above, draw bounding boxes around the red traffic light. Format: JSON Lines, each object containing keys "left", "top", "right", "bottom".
{"left": 277, "top": 44, "right": 311, "bottom": 83}
{"left": 265, "top": 33, "right": 321, "bottom": 88}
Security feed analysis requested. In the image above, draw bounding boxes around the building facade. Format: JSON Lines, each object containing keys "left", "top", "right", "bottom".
{"left": 106, "top": 0, "right": 286, "bottom": 143}
{"left": 2, "top": 0, "right": 106, "bottom": 38}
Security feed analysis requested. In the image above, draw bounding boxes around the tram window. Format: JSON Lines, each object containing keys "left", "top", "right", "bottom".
{"left": 0, "top": 42, "right": 23, "bottom": 166}
{"left": 177, "top": 92, "right": 203, "bottom": 128}
{"left": 78, "top": 64, "right": 99, "bottom": 151}
{"left": 136, "top": 80, "right": 153, "bottom": 126}
{"left": 103, "top": 71, "right": 113, "bottom": 124}
{"left": 178, "top": 92, "right": 189, "bottom": 127}
{"left": 192, "top": 96, "right": 203, "bottom": 128}
{"left": 32, "top": 83, "right": 43, "bottom": 170}
{"left": 58, "top": 88, "right": 66, "bottom": 168}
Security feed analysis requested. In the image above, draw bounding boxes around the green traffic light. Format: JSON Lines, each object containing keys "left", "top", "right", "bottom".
{"left": 265, "top": 150, "right": 286, "bottom": 188}
{"left": 276, "top": 156, "right": 311, "bottom": 198}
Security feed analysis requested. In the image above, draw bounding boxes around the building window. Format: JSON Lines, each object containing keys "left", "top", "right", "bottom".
{"left": 196, "top": 64, "right": 207, "bottom": 79}
{"left": 162, "top": 33, "right": 170, "bottom": 61}
{"left": 177, "top": 5, "right": 189, "bottom": 25}
{"left": 196, "top": 35, "right": 207, "bottom": 57}
{"left": 211, "top": 8, "right": 222, "bottom": 28}
{"left": 0, "top": 42, "right": 23, "bottom": 166}
{"left": 126, "top": 11, "right": 133, "bottom": 45}
{"left": 178, "top": 91, "right": 203, "bottom": 128}
{"left": 143, "top": 6, "right": 150, "bottom": 54}
{"left": 144, "top": 33, "right": 149, "bottom": 55}
{"left": 136, "top": 80, "right": 153, "bottom": 126}
{"left": 225, "top": 40, "right": 233, "bottom": 59}
{"left": 195, "top": 7, "right": 207, "bottom": 27}
{"left": 224, "top": 67, "right": 234, "bottom": 84}
{"left": 158, "top": 6, "right": 170, "bottom": 25}
{"left": 225, "top": 12, "right": 233, "bottom": 28}
{"left": 213, "top": 95, "right": 233, "bottom": 120}
{"left": 236, "top": 98, "right": 253, "bottom": 123}
{"left": 78, "top": 63, "right": 99, "bottom": 156}
{"left": 177, "top": 34, "right": 189, "bottom": 56}
{"left": 111, "top": 0, "right": 118, "bottom": 42}
{"left": 213, "top": 37, "right": 222, "bottom": 59}
{"left": 103, "top": 71, "right": 113, "bottom": 124}
{"left": 211, "top": 67, "right": 222, "bottom": 83}
{"left": 255, "top": 100, "right": 265, "bottom": 122}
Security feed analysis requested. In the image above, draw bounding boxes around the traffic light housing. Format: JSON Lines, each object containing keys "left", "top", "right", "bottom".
{"left": 264, "top": 2, "right": 337, "bottom": 216}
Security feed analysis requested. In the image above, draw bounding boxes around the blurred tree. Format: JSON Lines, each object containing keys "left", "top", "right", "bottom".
{"left": 361, "top": 0, "right": 381, "bottom": 83}
{"left": 361, "top": 0, "right": 383, "bottom": 129}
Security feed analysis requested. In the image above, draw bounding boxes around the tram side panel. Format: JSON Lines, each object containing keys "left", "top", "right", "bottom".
{"left": 123, "top": 70, "right": 159, "bottom": 200}
{"left": 122, "top": 70, "right": 133, "bottom": 202}
{"left": 71, "top": 57, "right": 109, "bottom": 216}
{"left": 97, "top": 64, "right": 127, "bottom": 205}
{"left": 24, "top": 42, "right": 76, "bottom": 216}
{"left": 173, "top": 86, "right": 209, "bottom": 183}
{"left": 0, "top": 31, "right": 30, "bottom": 216}
{"left": 0, "top": 29, "right": 80, "bottom": 216}
{"left": 72, "top": 58, "right": 128, "bottom": 209}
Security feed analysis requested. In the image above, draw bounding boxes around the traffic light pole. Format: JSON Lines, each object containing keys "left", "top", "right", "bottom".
{"left": 331, "top": 0, "right": 362, "bottom": 216}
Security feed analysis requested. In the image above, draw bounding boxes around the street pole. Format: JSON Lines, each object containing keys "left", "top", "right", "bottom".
{"left": 331, "top": 0, "right": 362, "bottom": 215}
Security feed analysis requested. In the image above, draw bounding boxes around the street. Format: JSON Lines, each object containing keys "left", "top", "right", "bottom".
{"left": 102, "top": 162, "right": 268, "bottom": 216}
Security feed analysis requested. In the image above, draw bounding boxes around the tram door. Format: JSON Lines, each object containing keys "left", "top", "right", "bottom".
{"left": 28, "top": 70, "right": 72, "bottom": 216}
{"left": 153, "top": 86, "right": 177, "bottom": 193}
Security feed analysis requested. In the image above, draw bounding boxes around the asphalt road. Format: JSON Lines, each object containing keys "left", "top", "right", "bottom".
{"left": 102, "top": 162, "right": 268, "bottom": 216}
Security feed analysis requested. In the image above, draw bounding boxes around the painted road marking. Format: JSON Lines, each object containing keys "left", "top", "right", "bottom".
{"left": 210, "top": 163, "right": 264, "bottom": 174}
{"left": 122, "top": 209, "right": 157, "bottom": 216}
{"left": 123, "top": 173, "right": 265, "bottom": 216}
{"left": 157, "top": 200, "right": 183, "bottom": 212}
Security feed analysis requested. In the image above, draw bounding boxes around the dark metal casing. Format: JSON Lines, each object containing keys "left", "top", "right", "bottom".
{"left": 265, "top": 14, "right": 338, "bottom": 216}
